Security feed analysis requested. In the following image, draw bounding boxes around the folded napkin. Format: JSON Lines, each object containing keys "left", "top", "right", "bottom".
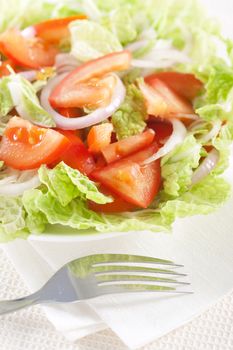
{"left": 2, "top": 158, "right": 233, "bottom": 349}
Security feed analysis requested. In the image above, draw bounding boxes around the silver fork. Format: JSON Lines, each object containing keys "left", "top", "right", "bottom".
{"left": 0, "top": 254, "right": 191, "bottom": 315}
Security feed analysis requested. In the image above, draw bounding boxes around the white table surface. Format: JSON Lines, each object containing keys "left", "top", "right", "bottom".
{"left": 1, "top": 1, "right": 233, "bottom": 349}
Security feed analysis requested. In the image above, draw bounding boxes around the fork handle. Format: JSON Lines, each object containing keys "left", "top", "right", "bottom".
{"left": 0, "top": 293, "right": 39, "bottom": 315}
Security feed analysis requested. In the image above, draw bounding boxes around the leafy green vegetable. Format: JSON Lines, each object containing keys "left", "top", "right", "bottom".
{"left": 70, "top": 19, "right": 122, "bottom": 62}
{"left": 161, "top": 135, "right": 202, "bottom": 197}
{"left": 102, "top": 9, "right": 137, "bottom": 45}
{"left": 160, "top": 175, "right": 231, "bottom": 222}
{"left": 0, "top": 77, "right": 14, "bottom": 117}
{"left": 38, "top": 162, "right": 113, "bottom": 206}
{"left": 0, "top": 196, "right": 28, "bottom": 242}
{"left": 7, "top": 75, "right": 55, "bottom": 127}
{"left": 112, "top": 84, "right": 147, "bottom": 139}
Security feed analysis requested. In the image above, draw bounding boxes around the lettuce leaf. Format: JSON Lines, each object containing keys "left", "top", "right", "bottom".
{"left": 0, "top": 77, "right": 14, "bottom": 117}
{"left": 102, "top": 9, "right": 137, "bottom": 45}
{"left": 161, "top": 135, "right": 202, "bottom": 197}
{"left": 70, "top": 19, "right": 122, "bottom": 62}
{"left": 0, "top": 196, "right": 28, "bottom": 242}
{"left": 112, "top": 84, "right": 147, "bottom": 140}
{"left": 38, "top": 162, "right": 113, "bottom": 206}
{"left": 160, "top": 175, "right": 231, "bottom": 222}
{"left": 7, "top": 75, "right": 55, "bottom": 127}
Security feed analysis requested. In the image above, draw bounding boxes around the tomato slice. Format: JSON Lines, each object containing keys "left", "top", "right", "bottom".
{"left": 91, "top": 143, "right": 161, "bottom": 208}
{"left": 145, "top": 72, "right": 203, "bottom": 101}
{"left": 49, "top": 51, "right": 131, "bottom": 108}
{"left": 0, "top": 29, "right": 58, "bottom": 69}
{"left": 34, "top": 15, "right": 86, "bottom": 45}
{"left": 87, "top": 123, "right": 113, "bottom": 155}
{"left": 0, "top": 117, "right": 70, "bottom": 170}
{"left": 88, "top": 187, "right": 136, "bottom": 213}
{"left": 139, "top": 79, "right": 194, "bottom": 119}
{"left": 54, "top": 130, "right": 96, "bottom": 175}
{"left": 147, "top": 119, "right": 173, "bottom": 146}
{"left": 101, "top": 129, "right": 155, "bottom": 164}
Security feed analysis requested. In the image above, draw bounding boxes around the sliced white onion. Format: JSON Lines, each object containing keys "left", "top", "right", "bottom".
{"left": 191, "top": 149, "right": 219, "bottom": 186}
{"left": 21, "top": 26, "right": 36, "bottom": 39}
{"left": 126, "top": 39, "right": 150, "bottom": 53}
{"left": 0, "top": 169, "right": 40, "bottom": 197}
{"left": 19, "top": 70, "right": 37, "bottom": 82}
{"left": 189, "top": 119, "right": 222, "bottom": 144}
{"left": 143, "top": 119, "right": 187, "bottom": 164}
{"left": 55, "top": 53, "right": 79, "bottom": 74}
{"left": 40, "top": 73, "right": 126, "bottom": 130}
{"left": 199, "top": 119, "right": 222, "bottom": 144}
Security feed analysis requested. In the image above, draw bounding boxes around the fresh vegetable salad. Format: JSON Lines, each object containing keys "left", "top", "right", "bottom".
{"left": 0, "top": 0, "right": 232, "bottom": 241}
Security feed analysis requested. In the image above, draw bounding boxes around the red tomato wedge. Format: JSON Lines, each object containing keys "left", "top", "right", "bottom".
{"left": 0, "top": 29, "right": 58, "bottom": 69}
{"left": 49, "top": 51, "right": 131, "bottom": 108}
{"left": 88, "top": 187, "right": 136, "bottom": 213}
{"left": 138, "top": 79, "right": 194, "bottom": 119}
{"left": 147, "top": 119, "right": 173, "bottom": 146}
{"left": 34, "top": 15, "right": 86, "bottom": 45}
{"left": 145, "top": 72, "right": 203, "bottom": 101}
{"left": 91, "top": 143, "right": 161, "bottom": 208}
{"left": 0, "top": 117, "right": 70, "bottom": 170}
{"left": 87, "top": 123, "right": 113, "bottom": 154}
{"left": 102, "top": 129, "right": 155, "bottom": 164}
{"left": 54, "top": 130, "right": 96, "bottom": 175}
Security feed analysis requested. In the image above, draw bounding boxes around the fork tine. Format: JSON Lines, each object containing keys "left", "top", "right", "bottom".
{"left": 97, "top": 284, "right": 193, "bottom": 295}
{"left": 92, "top": 254, "right": 182, "bottom": 267}
{"left": 93, "top": 265, "right": 187, "bottom": 277}
{"left": 96, "top": 274, "right": 190, "bottom": 285}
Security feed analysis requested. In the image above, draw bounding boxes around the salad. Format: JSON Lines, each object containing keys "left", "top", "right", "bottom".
{"left": 0, "top": 0, "right": 232, "bottom": 242}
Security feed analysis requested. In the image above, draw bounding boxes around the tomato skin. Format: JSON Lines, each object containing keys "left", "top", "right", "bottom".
{"left": 57, "top": 107, "right": 83, "bottom": 118}
{"left": 49, "top": 51, "right": 131, "bottom": 108}
{"left": 54, "top": 130, "right": 96, "bottom": 175}
{"left": 0, "top": 117, "right": 70, "bottom": 170}
{"left": 91, "top": 143, "right": 161, "bottom": 208}
{"left": 147, "top": 119, "right": 173, "bottom": 146}
{"left": 145, "top": 72, "right": 203, "bottom": 101}
{"left": 0, "top": 29, "right": 58, "bottom": 69}
{"left": 101, "top": 129, "right": 155, "bottom": 164}
{"left": 88, "top": 187, "right": 136, "bottom": 213}
{"left": 34, "top": 15, "right": 86, "bottom": 45}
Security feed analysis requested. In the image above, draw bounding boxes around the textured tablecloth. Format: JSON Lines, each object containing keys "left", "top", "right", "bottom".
{"left": 1, "top": 248, "right": 233, "bottom": 350}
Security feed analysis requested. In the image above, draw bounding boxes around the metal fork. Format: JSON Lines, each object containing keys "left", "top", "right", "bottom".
{"left": 0, "top": 254, "right": 191, "bottom": 315}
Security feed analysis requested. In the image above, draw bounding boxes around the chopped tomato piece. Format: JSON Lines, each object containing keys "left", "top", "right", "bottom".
{"left": 102, "top": 129, "right": 155, "bottom": 163}
{"left": 49, "top": 51, "right": 131, "bottom": 108}
{"left": 91, "top": 143, "right": 161, "bottom": 208}
{"left": 34, "top": 15, "right": 86, "bottom": 45}
{"left": 88, "top": 187, "right": 136, "bottom": 213}
{"left": 87, "top": 123, "right": 113, "bottom": 155}
{"left": 0, "top": 117, "right": 70, "bottom": 170}
{"left": 54, "top": 129, "right": 96, "bottom": 175}
{"left": 0, "top": 29, "right": 58, "bottom": 69}
{"left": 147, "top": 119, "right": 173, "bottom": 146}
{"left": 145, "top": 72, "right": 203, "bottom": 101}
{"left": 138, "top": 79, "right": 194, "bottom": 119}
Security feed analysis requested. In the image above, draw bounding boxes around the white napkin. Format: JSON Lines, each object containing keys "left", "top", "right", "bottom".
{"left": 2, "top": 155, "right": 233, "bottom": 349}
